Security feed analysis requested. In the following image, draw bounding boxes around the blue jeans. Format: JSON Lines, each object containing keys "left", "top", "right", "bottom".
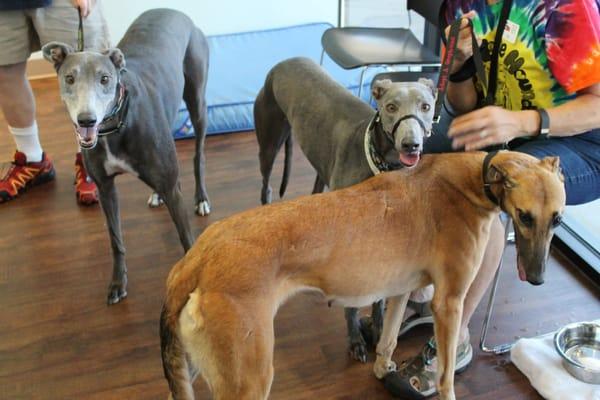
{"left": 425, "top": 106, "right": 600, "bottom": 205}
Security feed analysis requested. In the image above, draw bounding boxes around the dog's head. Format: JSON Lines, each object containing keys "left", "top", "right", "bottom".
{"left": 42, "top": 42, "right": 126, "bottom": 149}
{"left": 486, "top": 152, "right": 566, "bottom": 285}
{"left": 371, "top": 78, "right": 437, "bottom": 168}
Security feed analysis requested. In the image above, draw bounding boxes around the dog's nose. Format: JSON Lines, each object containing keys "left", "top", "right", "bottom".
{"left": 401, "top": 140, "right": 421, "bottom": 153}
{"left": 527, "top": 277, "right": 545, "bottom": 286}
{"left": 77, "top": 113, "right": 97, "bottom": 127}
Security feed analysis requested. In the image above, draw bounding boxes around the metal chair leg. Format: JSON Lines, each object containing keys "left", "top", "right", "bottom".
{"left": 357, "top": 66, "right": 368, "bottom": 99}
{"left": 479, "top": 217, "right": 515, "bottom": 355}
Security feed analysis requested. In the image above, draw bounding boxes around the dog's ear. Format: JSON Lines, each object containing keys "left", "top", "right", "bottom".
{"left": 489, "top": 164, "right": 517, "bottom": 189}
{"left": 541, "top": 156, "right": 564, "bottom": 182}
{"left": 42, "top": 42, "right": 74, "bottom": 71}
{"left": 371, "top": 79, "right": 393, "bottom": 100}
{"left": 104, "top": 48, "right": 126, "bottom": 70}
{"left": 418, "top": 78, "right": 438, "bottom": 100}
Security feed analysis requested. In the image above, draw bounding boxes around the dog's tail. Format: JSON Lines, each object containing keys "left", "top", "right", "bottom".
{"left": 160, "top": 304, "right": 195, "bottom": 400}
{"left": 279, "top": 135, "right": 293, "bottom": 198}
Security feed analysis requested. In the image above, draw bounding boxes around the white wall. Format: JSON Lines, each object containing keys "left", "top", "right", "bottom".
{"left": 30, "top": 0, "right": 337, "bottom": 61}
{"left": 102, "top": 0, "right": 338, "bottom": 44}
{"left": 345, "top": 0, "right": 424, "bottom": 39}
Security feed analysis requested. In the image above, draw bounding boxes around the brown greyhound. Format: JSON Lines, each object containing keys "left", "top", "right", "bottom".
{"left": 160, "top": 151, "right": 565, "bottom": 400}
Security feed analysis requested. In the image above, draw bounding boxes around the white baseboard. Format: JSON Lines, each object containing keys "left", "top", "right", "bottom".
{"left": 27, "top": 57, "right": 56, "bottom": 80}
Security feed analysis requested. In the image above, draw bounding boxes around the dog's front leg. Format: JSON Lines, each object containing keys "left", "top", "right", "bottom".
{"left": 97, "top": 177, "right": 128, "bottom": 305}
{"left": 370, "top": 300, "right": 385, "bottom": 345}
{"left": 373, "top": 294, "right": 409, "bottom": 379}
{"left": 431, "top": 292, "right": 464, "bottom": 400}
{"left": 345, "top": 308, "right": 368, "bottom": 363}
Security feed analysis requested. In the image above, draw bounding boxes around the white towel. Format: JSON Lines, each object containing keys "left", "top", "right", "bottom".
{"left": 511, "top": 332, "right": 600, "bottom": 400}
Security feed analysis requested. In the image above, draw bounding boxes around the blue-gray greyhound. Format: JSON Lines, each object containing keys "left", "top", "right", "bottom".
{"left": 254, "top": 57, "right": 437, "bottom": 361}
{"left": 42, "top": 9, "right": 210, "bottom": 304}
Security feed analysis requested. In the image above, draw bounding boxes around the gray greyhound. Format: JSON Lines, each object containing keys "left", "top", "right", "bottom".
{"left": 254, "top": 57, "right": 437, "bottom": 362}
{"left": 42, "top": 9, "right": 210, "bottom": 304}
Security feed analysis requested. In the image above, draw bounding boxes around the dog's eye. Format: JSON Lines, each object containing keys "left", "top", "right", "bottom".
{"left": 65, "top": 75, "right": 75, "bottom": 85}
{"left": 421, "top": 103, "right": 431, "bottom": 112}
{"left": 386, "top": 103, "right": 397, "bottom": 113}
{"left": 551, "top": 213, "right": 562, "bottom": 228}
{"left": 518, "top": 210, "right": 534, "bottom": 228}
{"left": 100, "top": 75, "right": 109, "bottom": 85}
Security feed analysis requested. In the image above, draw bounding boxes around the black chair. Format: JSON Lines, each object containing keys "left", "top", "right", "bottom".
{"left": 369, "top": 71, "right": 439, "bottom": 86}
{"left": 321, "top": 0, "right": 443, "bottom": 97}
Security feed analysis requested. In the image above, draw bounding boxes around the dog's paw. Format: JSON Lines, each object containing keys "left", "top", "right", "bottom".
{"left": 147, "top": 192, "right": 164, "bottom": 208}
{"left": 349, "top": 339, "right": 369, "bottom": 363}
{"left": 107, "top": 281, "right": 128, "bottom": 305}
{"left": 261, "top": 186, "right": 272, "bottom": 205}
{"left": 196, "top": 200, "right": 211, "bottom": 216}
{"left": 374, "top": 358, "right": 397, "bottom": 380}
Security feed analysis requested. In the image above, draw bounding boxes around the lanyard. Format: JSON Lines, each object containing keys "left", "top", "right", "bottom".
{"left": 77, "top": 7, "right": 84, "bottom": 51}
{"left": 433, "top": 0, "right": 514, "bottom": 123}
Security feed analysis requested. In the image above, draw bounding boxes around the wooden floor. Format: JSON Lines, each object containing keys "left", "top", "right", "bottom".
{"left": 0, "top": 78, "right": 598, "bottom": 400}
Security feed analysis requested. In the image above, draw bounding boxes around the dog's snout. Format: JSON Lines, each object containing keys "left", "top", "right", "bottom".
{"left": 77, "top": 113, "right": 97, "bottom": 127}
{"left": 401, "top": 140, "right": 421, "bottom": 153}
{"left": 527, "top": 277, "right": 545, "bottom": 286}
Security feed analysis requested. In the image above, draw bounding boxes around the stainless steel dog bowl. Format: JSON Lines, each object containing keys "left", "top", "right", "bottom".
{"left": 554, "top": 321, "right": 600, "bottom": 384}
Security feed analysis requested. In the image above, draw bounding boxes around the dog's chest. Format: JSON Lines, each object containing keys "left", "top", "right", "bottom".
{"left": 100, "top": 139, "right": 138, "bottom": 176}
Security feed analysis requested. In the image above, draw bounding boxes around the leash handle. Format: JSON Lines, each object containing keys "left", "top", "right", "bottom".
{"left": 434, "top": 0, "right": 514, "bottom": 123}
{"left": 433, "top": 18, "right": 486, "bottom": 123}
{"left": 77, "top": 6, "right": 84, "bottom": 52}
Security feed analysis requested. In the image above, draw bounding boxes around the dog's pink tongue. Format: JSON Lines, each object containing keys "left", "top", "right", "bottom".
{"left": 399, "top": 153, "right": 420, "bottom": 167}
{"left": 517, "top": 258, "right": 527, "bottom": 281}
{"left": 77, "top": 126, "right": 98, "bottom": 145}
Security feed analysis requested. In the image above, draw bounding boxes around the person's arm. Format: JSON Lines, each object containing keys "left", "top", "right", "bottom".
{"left": 447, "top": 82, "right": 600, "bottom": 150}
{"left": 446, "top": 78, "right": 478, "bottom": 116}
{"left": 544, "top": 83, "right": 600, "bottom": 136}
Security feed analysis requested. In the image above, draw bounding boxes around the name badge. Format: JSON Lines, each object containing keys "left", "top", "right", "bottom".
{"left": 504, "top": 20, "right": 520, "bottom": 43}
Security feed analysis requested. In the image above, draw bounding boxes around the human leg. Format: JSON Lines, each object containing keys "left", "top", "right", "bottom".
{"left": 30, "top": 0, "right": 111, "bottom": 204}
{"left": 511, "top": 129, "right": 600, "bottom": 205}
{"left": 0, "top": 9, "right": 55, "bottom": 202}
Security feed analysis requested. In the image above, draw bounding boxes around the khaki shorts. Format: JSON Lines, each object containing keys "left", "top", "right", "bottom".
{"left": 0, "top": 0, "right": 110, "bottom": 66}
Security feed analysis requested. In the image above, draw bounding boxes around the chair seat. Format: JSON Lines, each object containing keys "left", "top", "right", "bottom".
{"left": 322, "top": 27, "right": 440, "bottom": 69}
{"left": 370, "top": 71, "right": 439, "bottom": 86}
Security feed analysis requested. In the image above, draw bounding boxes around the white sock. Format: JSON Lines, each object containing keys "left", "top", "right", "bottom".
{"left": 9, "top": 122, "right": 43, "bottom": 162}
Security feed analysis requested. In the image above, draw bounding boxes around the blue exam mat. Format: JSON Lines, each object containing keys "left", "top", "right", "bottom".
{"left": 173, "top": 22, "right": 385, "bottom": 139}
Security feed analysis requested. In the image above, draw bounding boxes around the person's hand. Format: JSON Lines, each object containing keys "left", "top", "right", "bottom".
{"left": 72, "top": 0, "right": 96, "bottom": 18}
{"left": 444, "top": 11, "right": 479, "bottom": 74}
{"left": 448, "top": 106, "right": 538, "bottom": 151}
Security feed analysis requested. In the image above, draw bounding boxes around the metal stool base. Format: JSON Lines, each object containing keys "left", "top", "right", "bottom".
{"left": 479, "top": 217, "right": 515, "bottom": 355}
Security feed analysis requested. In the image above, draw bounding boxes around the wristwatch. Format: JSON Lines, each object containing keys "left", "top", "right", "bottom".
{"left": 536, "top": 108, "right": 550, "bottom": 139}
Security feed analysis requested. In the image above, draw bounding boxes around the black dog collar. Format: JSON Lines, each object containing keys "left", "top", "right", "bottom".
{"left": 98, "top": 82, "right": 130, "bottom": 136}
{"left": 364, "top": 114, "right": 401, "bottom": 174}
{"left": 482, "top": 150, "right": 501, "bottom": 206}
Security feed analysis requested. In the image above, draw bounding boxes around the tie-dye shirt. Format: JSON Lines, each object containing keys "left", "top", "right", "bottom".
{"left": 444, "top": 0, "right": 600, "bottom": 110}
